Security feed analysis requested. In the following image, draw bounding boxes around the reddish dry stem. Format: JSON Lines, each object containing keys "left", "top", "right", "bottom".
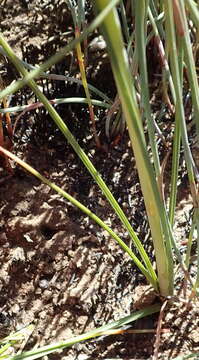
{"left": 173, "top": 0, "right": 185, "bottom": 37}
{"left": 0, "top": 98, "right": 13, "bottom": 173}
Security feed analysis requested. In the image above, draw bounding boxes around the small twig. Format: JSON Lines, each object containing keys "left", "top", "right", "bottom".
{"left": 157, "top": 149, "right": 171, "bottom": 202}
{"left": 13, "top": 99, "right": 56, "bottom": 134}
{"left": 153, "top": 300, "right": 168, "bottom": 360}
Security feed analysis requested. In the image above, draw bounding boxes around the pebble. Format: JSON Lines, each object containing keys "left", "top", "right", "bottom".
{"left": 39, "top": 279, "right": 49, "bottom": 289}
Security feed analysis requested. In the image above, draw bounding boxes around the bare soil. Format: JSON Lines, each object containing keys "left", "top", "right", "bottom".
{"left": 0, "top": 1, "right": 198, "bottom": 359}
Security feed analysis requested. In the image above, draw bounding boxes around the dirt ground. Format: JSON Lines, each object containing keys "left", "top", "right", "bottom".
{"left": 0, "top": 1, "right": 199, "bottom": 359}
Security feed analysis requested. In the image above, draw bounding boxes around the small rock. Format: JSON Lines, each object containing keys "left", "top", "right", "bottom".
{"left": 39, "top": 279, "right": 49, "bottom": 289}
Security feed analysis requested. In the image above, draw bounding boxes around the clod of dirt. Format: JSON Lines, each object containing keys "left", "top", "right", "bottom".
{"left": 132, "top": 285, "right": 158, "bottom": 310}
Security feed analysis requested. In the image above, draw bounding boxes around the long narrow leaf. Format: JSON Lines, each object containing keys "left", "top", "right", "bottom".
{"left": 0, "top": 34, "right": 157, "bottom": 288}
{"left": 8, "top": 304, "right": 160, "bottom": 360}
{"left": 0, "top": 145, "right": 157, "bottom": 287}
{"left": 93, "top": 0, "right": 174, "bottom": 296}
{"left": 0, "top": 0, "right": 120, "bottom": 100}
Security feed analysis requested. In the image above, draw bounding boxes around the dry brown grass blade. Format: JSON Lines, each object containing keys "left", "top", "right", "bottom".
{"left": 153, "top": 300, "right": 168, "bottom": 360}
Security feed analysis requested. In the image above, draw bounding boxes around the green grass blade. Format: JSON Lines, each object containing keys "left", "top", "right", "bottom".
{"left": 135, "top": 0, "right": 161, "bottom": 178}
{"left": 186, "top": 0, "right": 199, "bottom": 29}
{"left": 8, "top": 304, "right": 160, "bottom": 360}
{"left": 164, "top": 0, "right": 199, "bottom": 288}
{"left": 0, "top": 46, "right": 113, "bottom": 102}
{"left": 164, "top": 1, "right": 197, "bottom": 184}
{"left": 0, "top": 0, "right": 120, "bottom": 100}
{"left": 0, "top": 98, "right": 111, "bottom": 115}
{"left": 169, "top": 109, "right": 181, "bottom": 227}
{"left": 185, "top": 210, "right": 197, "bottom": 268}
{"left": 93, "top": 0, "right": 173, "bottom": 296}
{"left": 0, "top": 146, "right": 156, "bottom": 289}
{"left": 0, "top": 35, "right": 158, "bottom": 288}
{"left": 179, "top": 0, "right": 199, "bottom": 138}
{"left": 169, "top": 37, "right": 183, "bottom": 226}
{"left": 148, "top": 6, "right": 176, "bottom": 105}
